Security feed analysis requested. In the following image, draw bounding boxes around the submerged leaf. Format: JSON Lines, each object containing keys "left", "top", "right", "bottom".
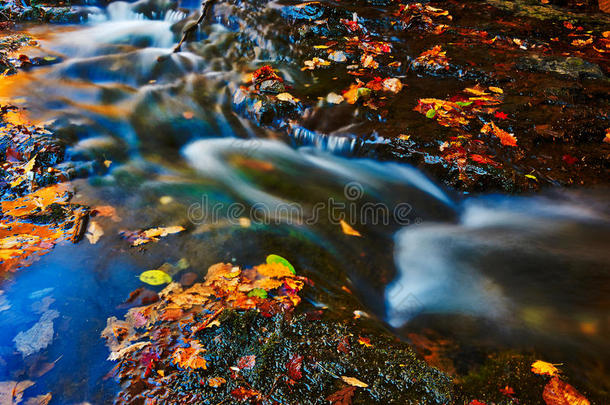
{"left": 139, "top": 270, "right": 172, "bottom": 286}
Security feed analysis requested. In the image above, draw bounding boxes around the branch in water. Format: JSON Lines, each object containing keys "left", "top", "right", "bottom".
{"left": 173, "top": 0, "right": 214, "bottom": 53}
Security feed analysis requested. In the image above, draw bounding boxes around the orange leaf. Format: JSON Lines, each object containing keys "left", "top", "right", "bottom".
{"left": 542, "top": 377, "right": 589, "bottom": 405}
{"left": 340, "top": 220, "right": 361, "bottom": 237}
{"left": 531, "top": 360, "right": 561, "bottom": 377}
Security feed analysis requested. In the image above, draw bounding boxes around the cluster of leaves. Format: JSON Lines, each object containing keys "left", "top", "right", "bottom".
{"left": 103, "top": 259, "right": 311, "bottom": 402}
{"left": 412, "top": 84, "right": 518, "bottom": 179}
{"left": 103, "top": 257, "right": 457, "bottom": 404}
{"left": 0, "top": 106, "right": 88, "bottom": 274}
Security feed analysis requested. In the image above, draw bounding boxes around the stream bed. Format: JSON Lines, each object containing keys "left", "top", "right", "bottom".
{"left": 0, "top": 1, "right": 609, "bottom": 403}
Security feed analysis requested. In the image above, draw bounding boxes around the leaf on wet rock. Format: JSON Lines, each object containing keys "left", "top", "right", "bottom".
{"left": 172, "top": 344, "right": 207, "bottom": 370}
{"left": 341, "top": 376, "right": 368, "bottom": 388}
{"left": 265, "top": 254, "right": 296, "bottom": 274}
{"left": 532, "top": 360, "right": 561, "bottom": 376}
{"left": 357, "top": 336, "right": 372, "bottom": 347}
{"left": 276, "top": 92, "right": 299, "bottom": 104}
{"left": 340, "top": 220, "right": 361, "bottom": 237}
{"left": 326, "top": 385, "right": 356, "bottom": 405}
{"left": 302, "top": 57, "right": 331, "bottom": 70}
{"left": 286, "top": 353, "right": 303, "bottom": 380}
{"left": 481, "top": 121, "right": 517, "bottom": 147}
{"left": 542, "top": 377, "right": 589, "bottom": 405}
{"left": 208, "top": 377, "right": 226, "bottom": 388}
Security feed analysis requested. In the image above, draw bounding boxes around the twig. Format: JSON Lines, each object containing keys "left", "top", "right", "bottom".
{"left": 173, "top": 0, "right": 214, "bottom": 53}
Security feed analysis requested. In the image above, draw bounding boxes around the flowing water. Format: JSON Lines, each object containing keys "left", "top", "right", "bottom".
{"left": 1, "top": 2, "right": 609, "bottom": 402}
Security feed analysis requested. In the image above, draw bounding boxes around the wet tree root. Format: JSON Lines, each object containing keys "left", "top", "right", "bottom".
{"left": 173, "top": 0, "right": 215, "bottom": 53}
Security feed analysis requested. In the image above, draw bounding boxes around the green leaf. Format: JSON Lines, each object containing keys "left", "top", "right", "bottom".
{"left": 247, "top": 288, "right": 268, "bottom": 299}
{"left": 266, "top": 254, "right": 296, "bottom": 274}
{"left": 456, "top": 101, "right": 473, "bottom": 107}
{"left": 425, "top": 108, "right": 437, "bottom": 119}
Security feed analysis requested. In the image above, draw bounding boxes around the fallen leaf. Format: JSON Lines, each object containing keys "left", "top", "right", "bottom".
{"left": 358, "top": 336, "right": 372, "bottom": 347}
{"left": 208, "top": 377, "right": 226, "bottom": 388}
{"left": 286, "top": 353, "right": 303, "bottom": 380}
{"left": 532, "top": 360, "right": 561, "bottom": 377}
{"left": 139, "top": 270, "right": 172, "bottom": 286}
{"left": 265, "top": 254, "right": 296, "bottom": 274}
{"left": 543, "top": 377, "right": 589, "bottom": 405}
{"left": 340, "top": 220, "right": 361, "bottom": 237}
{"left": 341, "top": 376, "right": 368, "bottom": 388}
{"left": 481, "top": 121, "right": 517, "bottom": 146}
{"left": 326, "top": 385, "right": 356, "bottom": 405}
{"left": 85, "top": 221, "right": 104, "bottom": 244}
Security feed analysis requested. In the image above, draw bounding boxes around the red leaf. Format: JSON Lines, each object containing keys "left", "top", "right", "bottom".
{"left": 326, "top": 385, "right": 356, "bottom": 405}
{"left": 231, "top": 387, "right": 259, "bottom": 401}
{"left": 494, "top": 111, "right": 508, "bottom": 120}
{"left": 562, "top": 154, "right": 578, "bottom": 165}
{"left": 286, "top": 353, "right": 303, "bottom": 380}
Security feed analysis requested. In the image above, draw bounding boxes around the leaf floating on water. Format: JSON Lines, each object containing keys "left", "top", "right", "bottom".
{"left": 85, "top": 221, "right": 104, "bottom": 244}
{"left": 481, "top": 121, "right": 517, "bottom": 147}
{"left": 542, "top": 377, "right": 589, "bottom": 405}
{"left": 139, "top": 270, "right": 172, "bottom": 286}
{"left": 121, "top": 226, "right": 185, "bottom": 246}
{"left": 532, "top": 360, "right": 561, "bottom": 376}
{"left": 340, "top": 220, "right": 362, "bottom": 237}
{"left": 265, "top": 254, "right": 296, "bottom": 275}
{"left": 341, "top": 376, "right": 369, "bottom": 388}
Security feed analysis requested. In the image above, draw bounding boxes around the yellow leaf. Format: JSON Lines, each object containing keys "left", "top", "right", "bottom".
{"left": 139, "top": 270, "right": 172, "bottom": 285}
{"left": 341, "top": 376, "right": 368, "bottom": 388}
{"left": 525, "top": 174, "right": 538, "bottom": 181}
{"left": 531, "top": 360, "right": 561, "bottom": 376}
{"left": 340, "top": 220, "right": 361, "bottom": 237}
{"left": 488, "top": 86, "right": 503, "bottom": 94}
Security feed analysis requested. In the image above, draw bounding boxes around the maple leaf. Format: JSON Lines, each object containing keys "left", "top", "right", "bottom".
{"left": 172, "top": 346, "right": 207, "bottom": 370}
{"left": 543, "top": 377, "right": 589, "bottom": 405}
{"left": 358, "top": 336, "right": 372, "bottom": 347}
{"left": 340, "top": 220, "right": 361, "bottom": 236}
{"left": 286, "top": 353, "right": 304, "bottom": 380}
{"left": 326, "top": 385, "right": 356, "bottom": 405}
{"left": 494, "top": 111, "right": 508, "bottom": 120}
{"left": 500, "top": 385, "right": 515, "bottom": 397}
{"left": 532, "top": 360, "right": 561, "bottom": 376}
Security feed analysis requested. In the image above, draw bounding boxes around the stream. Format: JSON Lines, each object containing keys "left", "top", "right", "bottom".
{"left": 0, "top": 1, "right": 609, "bottom": 403}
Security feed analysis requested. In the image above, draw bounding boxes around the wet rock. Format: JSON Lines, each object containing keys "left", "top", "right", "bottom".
{"left": 258, "top": 79, "right": 285, "bottom": 94}
{"left": 67, "top": 135, "right": 127, "bottom": 162}
{"left": 517, "top": 54, "right": 606, "bottom": 80}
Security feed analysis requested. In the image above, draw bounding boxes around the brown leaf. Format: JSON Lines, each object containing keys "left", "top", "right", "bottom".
{"left": 326, "top": 385, "right": 356, "bottom": 405}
